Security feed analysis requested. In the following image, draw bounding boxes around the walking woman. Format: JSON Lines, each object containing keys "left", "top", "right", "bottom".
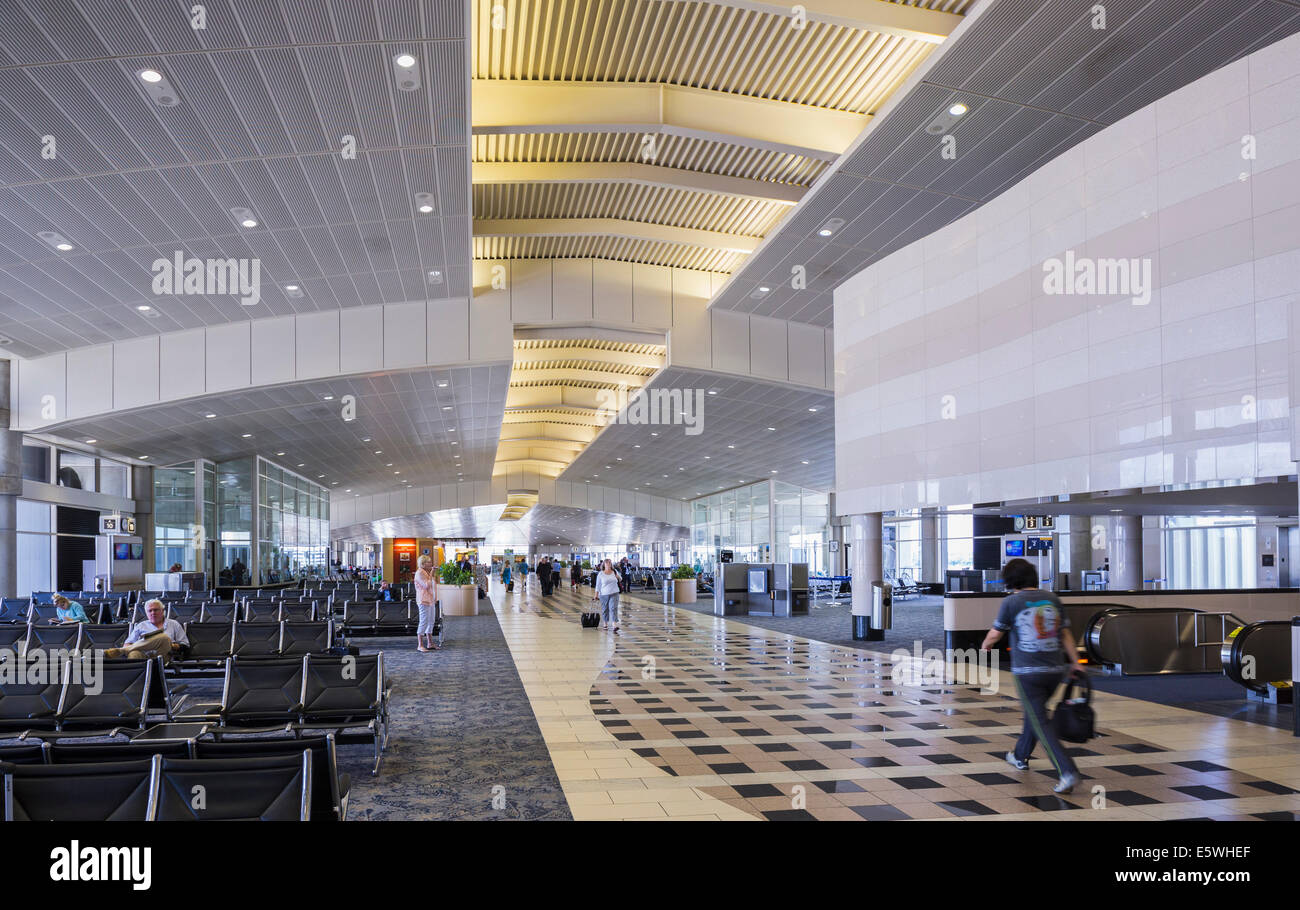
{"left": 981, "top": 557, "right": 1080, "bottom": 794}
{"left": 414, "top": 554, "right": 440, "bottom": 652}
{"left": 595, "top": 558, "right": 621, "bottom": 633}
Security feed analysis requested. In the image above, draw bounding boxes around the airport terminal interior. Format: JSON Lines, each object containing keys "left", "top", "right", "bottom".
{"left": 0, "top": 0, "right": 1298, "bottom": 826}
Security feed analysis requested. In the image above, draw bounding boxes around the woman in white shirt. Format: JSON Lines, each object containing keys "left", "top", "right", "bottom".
{"left": 414, "top": 555, "right": 439, "bottom": 652}
{"left": 595, "top": 559, "right": 622, "bottom": 633}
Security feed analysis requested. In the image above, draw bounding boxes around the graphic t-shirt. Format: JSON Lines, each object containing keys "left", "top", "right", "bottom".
{"left": 993, "top": 589, "right": 1068, "bottom": 674}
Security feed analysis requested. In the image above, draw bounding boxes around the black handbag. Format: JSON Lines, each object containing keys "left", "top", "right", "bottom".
{"left": 1052, "top": 671, "right": 1095, "bottom": 743}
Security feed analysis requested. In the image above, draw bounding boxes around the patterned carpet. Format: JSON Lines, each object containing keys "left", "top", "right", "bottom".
{"left": 344, "top": 609, "right": 572, "bottom": 821}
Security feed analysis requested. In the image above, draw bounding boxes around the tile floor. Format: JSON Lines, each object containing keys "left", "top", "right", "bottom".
{"left": 492, "top": 579, "right": 1300, "bottom": 821}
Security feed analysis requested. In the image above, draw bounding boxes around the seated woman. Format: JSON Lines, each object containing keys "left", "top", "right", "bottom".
{"left": 52, "top": 594, "right": 90, "bottom": 624}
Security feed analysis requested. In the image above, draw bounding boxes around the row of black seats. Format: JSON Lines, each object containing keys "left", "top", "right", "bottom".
{"left": 339, "top": 600, "right": 440, "bottom": 638}
{"left": 0, "top": 732, "right": 350, "bottom": 821}
{"left": 172, "top": 620, "right": 338, "bottom": 675}
{"left": 3, "top": 752, "right": 315, "bottom": 821}
{"left": 3, "top": 652, "right": 389, "bottom": 775}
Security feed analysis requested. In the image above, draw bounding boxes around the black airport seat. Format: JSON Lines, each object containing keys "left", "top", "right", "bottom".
{"left": 195, "top": 734, "right": 348, "bottom": 821}
{"left": 280, "top": 603, "right": 315, "bottom": 622}
{"left": 230, "top": 622, "right": 282, "bottom": 658}
{"left": 300, "top": 653, "right": 388, "bottom": 775}
{"left": 154, "top": 752, "right": 311, "bottom": 821}
{"left": 0, "top": 742, "right": 47, "bottom": 764}
{"left": 2, "top": 758, "right": 156, "bottom": 821}
{"left": 170, "top": 621, "right": 236, "bottom": 677}
{"left": 167, "top": 603, "right": 203, "bottom": 624}
{"left": 219, "top": 657, "right": 306, "bottom": 727}
{"left": 200, "top": 603, "right": 238, "bottom": 623}
{"left": 30, "top": 593, "right": 56, "bottom": 605}
{"left": 0, "top": 624, "right": 28, "bottom": 654}
{"left": 79, "top": 623, "right": 127, "bottom": 651}
{"left": 279, "top": 621, "right": 333, "bottom": 656}
{"left": 244, "top": 602, "right": 282, "bottom": 623}
{"left": 0, "top": 599, "right": 30, "bottom": 623}
{"left": 0, "top": 669, "right": 62, "bottom": 734}
{"left": 374, "top": 601, "right": 413, "bottom": 635}
{"left": 340, "top": 601, "right": 374, "bottom": 635}
{"left": 27, "top": 604, "right": 59, "bottom": 623}
{"left": 50, "top": 739, "right": 190, "bottom": 763}
{"left": 26, "top": 624, "right": 81, "bottom": 653}
{"left": 56, "top": 658, "right": 157, "bottom": 732}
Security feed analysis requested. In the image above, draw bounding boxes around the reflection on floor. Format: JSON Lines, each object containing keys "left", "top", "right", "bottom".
{"left": 493, "top": 580, "right": 1300, "bottom": 821}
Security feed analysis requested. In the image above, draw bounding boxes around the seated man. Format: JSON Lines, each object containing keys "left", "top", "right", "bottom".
{"left": 105, "top": 598, "right": 189, "bottom": 663}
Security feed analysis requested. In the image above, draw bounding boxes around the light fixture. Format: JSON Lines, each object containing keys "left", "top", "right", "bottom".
{"left": 241, "top": 433, "right": 252, "bottom": 438}
{"left": 727, "top": 444, "right": 735, "bottom": 449}
{"left": 136, "top": 68, "right": 179, "bottom": 106}
{"left": 275, "top": 452, "right": 285, "bottom": 456}
{"left": 949, "top": 102, "right": 968, "bottom": 117}
{"left": 138, "top": 455, "right": 149, "bottom": 460}
{"left": 85, "top": 438, "right": 97, "bottom": 444}
{"left": 771, "top": 470, "right": 778, "bottom": 474}
{"left": 204, "top": 413, "right": 216, "bottom": 419}
{"left": 323, "top": 394, "right": 333, "bottom": 400}
{"left": 374, "top": 450, "right": 382, "bottom": 455}
{"left": 36, "top": 231, "right": 75, "bottom": 252}
{"left": 767, "top": 427, "right": 776, "bottom": 431}
{"left": 437, "top": 381, "right": 448, "bottom": 388}
{"left": 808, "top": 407, "right": 818, "bottom": 412}
{"left": 297, "top": 463, "right": 305, "bottom": 467}
{"left": 230, "top": 207, "right": 258, "bottom": 229}
{"left": 392, "top": 53, "right": 420, "bottom": 91}
{"left": 317, "top": 474, "right": 324, "bottom": 478}
{"left": 801, "top": 460, "right": 809, "bottom": 465}
{"left": 818, "top": 218, "right": 844, "bottom": 237}
{"left": 285, "top": 284, "right": 304, "bottom": 298}
{"left": 362, "top": 438, "right": 371, "bottom": 443}
{"left": 137, "top": 304, "right": 152, "bottom": 312}
{"left": 138, "top": 69, "right": 162, "bottom": 83}
{"left": 415, "top": 192, "right": 435, "bottom": 214}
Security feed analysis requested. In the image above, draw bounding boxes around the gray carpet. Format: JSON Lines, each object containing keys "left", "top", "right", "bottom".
{"left": 341, "top": 609, "right": 571, "bottom": 821}
{"left": 627, "top": 591, "right": 947, "bottom": 656}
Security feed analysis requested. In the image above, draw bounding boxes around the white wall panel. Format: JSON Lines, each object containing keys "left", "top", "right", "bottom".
{"left": 749, "top": 315, "right": 788, "bottom": 381}
{"left": 16, "top": 355, "right": 66, "bottom": 428}
{"left": 383, "top": 302, "right": 426, "bottom": 369}
{"left": 712, "top": 309, "right": 751, "bottom": 374}
{"left": 295, "top": 311, "right": 340, "bottom": 380}
{"left": 251, "top": 316, "right": 296, "bottom": 386}
{"left": 427, "top": 300, "right": 470, "bottom": 363}
{"left": 593, "top": 260, "right": 634, "bottom": 324}
{"left": 512, "top": 261, "right": 553, "bottom": 324}
{"left": 787, "top": 321, "right": 825, "bottom": 389}
{"left": 159, "top": 329, "right": 206, "bottom": 402}
{"left": 632, "top": 264, "right": 672, "bottom": 328}
{"left": 205, "top": 323, "right": 250, "bottom": 393}
{"left": 66, "top": 346, "right": 114, "bottom": 419}
{"left": 553, "top": 260, "right": 594, "bottom": 321}
{"left": 113, "top": 337, "right": 160, "bottom": 411}
{"left": 339, "top": 308, "right": 383, "bottom": 374}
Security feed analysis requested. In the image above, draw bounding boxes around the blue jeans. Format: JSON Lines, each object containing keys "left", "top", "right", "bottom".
{"left": 599, "top": 593, "right": 619, "bottom": 624}
{"left": 1012, "top": 670, "right": 1079, "bottom": 779}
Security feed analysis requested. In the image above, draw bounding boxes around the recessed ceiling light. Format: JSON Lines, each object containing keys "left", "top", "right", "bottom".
{"left": 395, "top": 53, "right": 416, "bottom": 68}
{"left": 437, "top": 381, "right": 449, "bottom": 388}
{"left": 85, "top": 439, "right": 97, "bottom": 444}
{"left": 345, "top": 489, "right": 351, "bottom": 493}
{"left": 275, "top": 451, "right": 285, "bottom": 456}
{"left": 818, "top": 218, "right": 844, "bottom": 237}
{"left": 138, "top": 455, "right": 149, "bottom": 460}
{"left": 771, "top": 470, "right": 778, "bottom": 474}
{"left": 297, "top": 463, "right": 305, "bottom": 467}
{"left": 386, "top": 463, "right": 393, "bottom": 467}
{"left": 317, "top": 474, "right": 324, "bottom": 478}
{"left": 136, "top": 304, "right": 152, "bottom": 312}
{"left": 418, "top": 204, "right": 433, "bottom": 213}
{"left": 808, "top": 407, "right": 818, "bottom": 412}
{"left": 448, "top": 428, "right": 456, "bottom": 432}
{"left": 205, "top": 413, "right": 216, "bottom": 419}
{"left": 801, "top": 460, "right": 809, "bottom": 465}
{"left": 727, "top": 444, "right": 735, "bottom": 449}
{"left": 138, "top": 69, "right": 163, "bottom": 83}
{"left": 949, "top": 102, "right": 968, "bottom": 116}
{"left": 633, "top": 444, "right": 640, "bottom": 448}
{"left": 450, "top": 442, "right": 457, "bottom": 445}
{"left": 55, "top": 242, "right": 74, "bottom": 251}
{"left": 708, "top": 390, "right": 718, "bottom": 396}
{"left": 241, "top": 433, "right": 252, "bottom": 438}
{"left": 374, "top": 450, "right": 382, "bottom": 455}
{"left": 362, "top": 438, "right": 371, "bottom": 442}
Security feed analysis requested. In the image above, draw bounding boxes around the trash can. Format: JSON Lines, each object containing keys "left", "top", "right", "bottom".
{"left": 863, "top": 582, "right": 891, "bottom": 641}
{"left": 663, "top": 578, "right": 675, "bottom": 604}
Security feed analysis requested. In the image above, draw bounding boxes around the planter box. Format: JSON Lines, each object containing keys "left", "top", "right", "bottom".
{"left": 438, "top": 583, "right": 479, "bottom": 616}
{"left": 673, "top": 578, "right": 697, "bottom": 603}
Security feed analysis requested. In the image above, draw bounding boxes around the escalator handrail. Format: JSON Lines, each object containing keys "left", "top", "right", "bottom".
{"left": 1221, "top": 619, "right": 1291, "bottom": 693}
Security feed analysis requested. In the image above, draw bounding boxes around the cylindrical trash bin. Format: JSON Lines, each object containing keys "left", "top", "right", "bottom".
{"left": 663, "top": 578, "right": 674, "bottom": 604}
{"left": 862, "top": 582, "right": 891, "bottom": 641}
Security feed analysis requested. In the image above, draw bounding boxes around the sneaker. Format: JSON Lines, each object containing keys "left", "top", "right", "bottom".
{"left": 1053, "top": 774, "right": 1078, "bottom": 794}
{"left": 1005, "top": 751, "right": 1029, "bottom": 771}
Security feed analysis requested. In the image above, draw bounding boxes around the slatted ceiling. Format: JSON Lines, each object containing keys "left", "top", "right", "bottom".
{"left": 473, "top": 233, "right": 745, "bottom": 272}
{"left": 472, "top": 132, "right": 827, "bottom": 188}
{"left": 474, "top": 0, "right": 956, "bottom": 113}
{"left": 473, "top": 183, "right": 787, "bottom": 237}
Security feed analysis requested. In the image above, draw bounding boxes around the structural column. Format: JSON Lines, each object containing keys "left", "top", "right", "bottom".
{"left": 919, "top": 508, "right": 940, "bottom": 585}
{"left": 132, "top": 465, "right": 154, "bottom": 576}
{"left": 0, "top": 362, "right": 19, "bottom": 599}
{"left": 1109, "top": 515, "right": 1144, "bottom": 591}
{"left": 1068, "top": 515, "right": 1093, "bottom": 590}
{"left": 850, "top": 513, "right": 883, "bottom": 618}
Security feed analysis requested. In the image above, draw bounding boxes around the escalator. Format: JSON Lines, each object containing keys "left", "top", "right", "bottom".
{"left": 1221, "top": 621, "right": 1294, "bottom": 698}
{"left": 1085, "top": 606, "right": 1245, "bottom": 675}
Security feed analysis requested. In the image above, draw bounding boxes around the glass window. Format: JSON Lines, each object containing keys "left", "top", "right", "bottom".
{"left": 22, "top": 444, "right": 49, "bottom": 483}
{"left": 56, "top": 451, "right": 96, "bottom": 491}
{"left": 100, "top": 458, "right": 129, "bottom": 498}
{"left": 17, "top": 499, "right": 51, "bottom": 533}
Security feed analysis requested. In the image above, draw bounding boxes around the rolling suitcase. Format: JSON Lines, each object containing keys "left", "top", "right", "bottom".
{"left": 581, "top": 598, "right": 600, "bottom": 628}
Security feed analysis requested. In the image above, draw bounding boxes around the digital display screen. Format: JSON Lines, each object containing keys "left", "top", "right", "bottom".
{"left": 1005, "top": 540, "right": 1025, "bottom": 558}
{"left": 747, "top": 569, "right": 768, "bottom": 595}
{"left": 114, "top": 543, "right": 132, "bottom": 560}
{"left": 131, "top": 543, "right": 144, "bottom": 560}
{"left": 1026, "top": 537, "right": 1053, "bottom": 552}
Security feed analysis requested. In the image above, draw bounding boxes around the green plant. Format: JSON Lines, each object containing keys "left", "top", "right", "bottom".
{"left": 581, "top": 560, "right": 592, "bottom": 569}
{"left": 438, "top": 562, "right": 472, "bottom": 585}
{"left": 671, "top": 565, "right": 696, "bottom": 580}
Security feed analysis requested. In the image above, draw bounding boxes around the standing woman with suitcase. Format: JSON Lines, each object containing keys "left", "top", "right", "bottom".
{"left": 502, "top": 561, "right": 513, "bottom": 593}
{"left": 981, "top": 558, "right": 1080, "bottom": 793}
{"left": 596, "top": 559, "right": 622, "bottom": 633}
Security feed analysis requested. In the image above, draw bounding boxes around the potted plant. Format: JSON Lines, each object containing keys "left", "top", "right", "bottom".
{"left": 671, "top": 564, "right": 698, "bottom": 604}
{"left": 438, "top": 562, "right": 478, "bottom": 616}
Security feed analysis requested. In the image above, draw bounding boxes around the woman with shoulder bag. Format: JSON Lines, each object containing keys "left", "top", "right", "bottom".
{"left": 414, "top": 555, "right": 440, "bottom": 653}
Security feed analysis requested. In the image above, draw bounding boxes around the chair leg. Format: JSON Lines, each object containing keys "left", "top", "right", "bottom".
{"left": 371, "top": 734, "right": 382, "bottom": 776}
